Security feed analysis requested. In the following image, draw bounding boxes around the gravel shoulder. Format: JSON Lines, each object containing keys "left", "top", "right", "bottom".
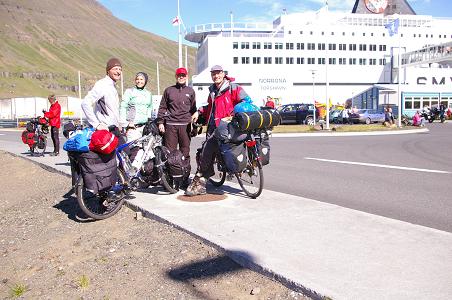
{"left": 0, "top": 150, "right": 310, "bottom": 300}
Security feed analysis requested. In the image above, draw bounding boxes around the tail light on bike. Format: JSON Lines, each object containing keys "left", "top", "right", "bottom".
{"left": 245, "top": 140, "right": 256, "bottom": 147}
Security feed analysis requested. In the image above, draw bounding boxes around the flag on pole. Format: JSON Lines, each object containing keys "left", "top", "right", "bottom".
{"left": 385, "top": 18, "right": 399, "bottom": 36}
{"left": 172, "top": 16, "right": 180, "bottom": 26}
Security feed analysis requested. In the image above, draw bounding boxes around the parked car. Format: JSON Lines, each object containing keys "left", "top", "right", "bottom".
{"left": 349, "top": 109, "right": 385, "bottom": 124}
{"left": 329, "top": 109, "right": 344, "bottom": 124}
{"left": 276, "top": 103, "right": 317, "bottom": 125}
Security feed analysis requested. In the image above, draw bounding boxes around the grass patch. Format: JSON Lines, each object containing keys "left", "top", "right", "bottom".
{"left": 77, "top": 275, "right": 90, "bottom": 290}
{"left": 9, "top": 283, "right": 27, "bottom": 298}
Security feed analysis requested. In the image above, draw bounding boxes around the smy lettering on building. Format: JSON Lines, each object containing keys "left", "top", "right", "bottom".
{"left": 416, "top": 76, "right": 452, "bottom": 85}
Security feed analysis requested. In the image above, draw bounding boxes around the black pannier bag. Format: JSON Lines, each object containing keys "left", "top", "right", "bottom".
{"left": 219, "top": 141, "right": 247, "bottom": 173}
{"left": 166, "top": 149, "right": 190, "bottom": 182}
{"left": 234, "top": 109, "right": 281, "bottom": 131}
{"left": 62, "top": 122, "right": 76, "bottom": 138}
{"left": 75, "top": 151, "right": 117, "bottom": 194}
{"left": 257, "top": 132, "right": 270, "bottom": 166}
{"left": 26, "top": 121, "right": 35, "bottom": 132}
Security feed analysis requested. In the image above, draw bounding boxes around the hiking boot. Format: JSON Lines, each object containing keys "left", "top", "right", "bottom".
{"left": 184, "top": 175, "right": 206, "bottom": 196}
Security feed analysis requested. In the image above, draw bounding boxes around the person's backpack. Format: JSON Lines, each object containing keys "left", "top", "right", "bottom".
{"left": 166, "top": 149, "right": 190, "bottom": 182}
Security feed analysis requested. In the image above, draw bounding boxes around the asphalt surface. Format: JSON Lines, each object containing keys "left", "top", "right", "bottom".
{"left": 1, "top": 126, "right": 451, "bottom": 300}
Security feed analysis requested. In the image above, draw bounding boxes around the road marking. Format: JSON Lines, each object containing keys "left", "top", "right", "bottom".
{"left": 304, "top": 157, "right": 451, "bottom": 174}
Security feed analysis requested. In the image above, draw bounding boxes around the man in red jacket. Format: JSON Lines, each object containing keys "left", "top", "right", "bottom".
{"left": 44, "top": 94, "right": 61, "bottom": 156}
{"left": 185, "top": 65, "right": 248, "bottom": 196}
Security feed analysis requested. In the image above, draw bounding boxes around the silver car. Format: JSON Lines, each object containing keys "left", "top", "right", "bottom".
{"left": 350, "top": 109, "right": 385, "bottom": 124}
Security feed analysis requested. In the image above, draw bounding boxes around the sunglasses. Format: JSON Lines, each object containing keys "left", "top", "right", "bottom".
{"left": 176, "top": 73, "right": 187, "bottom": 77}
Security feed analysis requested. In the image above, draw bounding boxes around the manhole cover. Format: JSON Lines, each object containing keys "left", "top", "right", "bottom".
{"left": 177, "top": 193, "right": 227, "bottom": 202}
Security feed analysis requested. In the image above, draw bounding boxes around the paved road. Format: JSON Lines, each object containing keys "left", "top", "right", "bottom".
{"left": 191, "top": 123, "right": 452, "bottom": 232}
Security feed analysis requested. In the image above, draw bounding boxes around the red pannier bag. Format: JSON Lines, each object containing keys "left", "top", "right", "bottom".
{"left": 21, "top": 130, "right": 36, "bottom": 147}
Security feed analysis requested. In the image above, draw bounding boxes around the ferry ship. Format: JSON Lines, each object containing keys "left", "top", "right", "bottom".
{"left": 185, "top": 0, "right": 452, "bottom": 114}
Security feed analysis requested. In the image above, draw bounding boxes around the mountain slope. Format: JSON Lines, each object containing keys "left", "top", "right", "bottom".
{"left": 0, "top": 0, "right": 195, "bottom": 98}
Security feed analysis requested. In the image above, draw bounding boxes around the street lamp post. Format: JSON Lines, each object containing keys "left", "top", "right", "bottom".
{"left": 310, "top": 70, "right": 316, "bottom": 126}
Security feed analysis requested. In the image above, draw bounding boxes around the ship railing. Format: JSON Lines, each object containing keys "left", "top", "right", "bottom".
{"left": 187, "top": 22, "right": 273, "bottom": 35}
{"left": 401, "top": 41, "right": 452, "bottom": 67}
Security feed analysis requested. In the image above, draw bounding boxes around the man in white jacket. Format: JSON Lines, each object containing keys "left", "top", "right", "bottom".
{"left": 81, "top": 57, "right": 122, "bottom": 131}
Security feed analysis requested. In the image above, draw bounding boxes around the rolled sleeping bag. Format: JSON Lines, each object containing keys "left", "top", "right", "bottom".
{"left": 234, "top": 110, "right": 281, "bottom": 131}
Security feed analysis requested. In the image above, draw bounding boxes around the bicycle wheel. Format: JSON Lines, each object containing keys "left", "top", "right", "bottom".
{"left": 154, "top": 147, "right": 178, "bottom": 194}
{"left": 236, "top": 149, "right": 264, "bottom": 198}
{"left": 35, "top": 134, "right": 46, "bottom": 156}
{"left": 76, "top": 168, "right": 126, "bottom": 220}
{"left": 209, "top": 155, "right": 226, "bottom": 187}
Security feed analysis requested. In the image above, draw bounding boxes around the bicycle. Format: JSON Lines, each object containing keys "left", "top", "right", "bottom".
{"left": 67, "top": 121, "right": 176, "bottom": 220}
{"left": 206, "top": 129, "right": 266, "bottom": 198}
{"left": 21, "top": 116, "right": 48, "bottom": 156}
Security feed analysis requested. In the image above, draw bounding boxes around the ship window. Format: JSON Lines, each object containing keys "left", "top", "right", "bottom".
{"left": 328, "top": 43, "right": 336, "bottom": 51}
{"left": 253, "top": 57, "right": 261, "bottom": 64}
{"left": 300, "top": 31, "right": 303, "bottom": 34}
{"left": 297, "top": 43, "right": 304, "bottom": 50}
{"left": 252, "top": 42, "right": 261, "bottom": 49}
{"left": 369, "top": 59, "right": 377, "bottom": 65}
{"left": 241, "top": 57, "right": 250, "bottom": 64}
{"left": 331, "top": 32, "right": 334, "bottom": 36}
{"left": 318, "top": 43, "right": 325, "bottom": 50}
{"left": 233, "top": 42, "right": 238, "bottom": 49}
{"left": 241, "top": 42, "right": 249, "bottom": 49}
{"left": 349, "top": 58, "right": 356, "bottom": 65}
{"left": 275, "top": 57, "right": 283, "bottom": 64}
{"left": 329, "top": 58, "right": 336, "bottom": 65}
{"left": 310, "top": 31, "right": 313, "bottom": 35}
{"left": 352, "top": 32, "right": 355, "bottom": 36}
{"left": 382, "top": 33, "right": 385, "bottom": 37}
{"left": 339, "top": 58, "right": 346, "bottom": 65}
{"left": 264, "top": 57, "right": 272, "bottom": 64}
{"left": 286, "top": 43, "right": 294, "bottom": 50}
{"left": 264, "top": 42, "right": 272, "bottom": 49}
{"left": 308, "top": 43, "right": 315, "bottom": 50}
{"left": 286, "top": 57, "right": 294, "bottom": 64}
{"left": 275, "top": 42, "right": 283, "bottom": 50}
{"left": 318, "top": 58, "right": 325, "bottom": 65}
{"left": 342, "top": 32, "right": 345, "bottom": 36}
{"left": 321, "top": 32, "right": 324, "bottom": 35}
{"left": 359, "top": 58, "right": 367, "bottom": 65}
{"left": 308, "top": 57, "right": 315, "bottom": 64}
{"left": 349, "top": 44, "right": 356, "bottom": 51}
{"left": 371, "top": 33, "right": 374, "bottom": 37}
{"left": 288, "top": 30, "right": 292, "bottom": 34}
{"left": 233, "top": 57, "right": 238, "bottom": 64}
{"left": 359, "top": 44, "right": 367, "bottom": 51}
{"left": 363, "top": 33, "right": 366, "bottom": 36}
{"left": 297, "top": 57, "right": 305, "bottom": 64}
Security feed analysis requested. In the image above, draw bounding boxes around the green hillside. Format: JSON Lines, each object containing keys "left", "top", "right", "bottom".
{"left": 0, "top": 0, "right": 195, "bottom": 98}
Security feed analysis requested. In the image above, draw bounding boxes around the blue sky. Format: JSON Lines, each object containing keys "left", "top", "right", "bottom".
{"left": 98, "top": 0, "right": 450, "bottom": 43}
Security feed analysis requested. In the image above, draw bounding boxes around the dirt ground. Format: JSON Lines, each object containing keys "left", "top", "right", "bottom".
{"left": 0, "top": 151, "right": 311, "bottom": 300}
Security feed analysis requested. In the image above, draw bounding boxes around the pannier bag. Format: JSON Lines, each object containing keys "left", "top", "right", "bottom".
{"left": 75, "top": 151, "right": 117, "bottom": 194}
{"left": 166, "top": 149, "right": 190, "bottom": 182}
{"left": 89, "top": 130, "right": 118, "bottom": 154}
{"left": 26, "top": 122, "right": 35, "bottom": 132}
{"left": 257, "top": 133, "right": 270, "bottom": 166}
{"left": 142, "top": 120, "right": 160, "bottom": 137}
{"left": 234, "top": 110, "right": 281, "bottom": 131}
{"left": 63, "top": 127, "right": 94, "bottom": 153}
{"left": 21, "top": 130, "right": 36, "bottom": 147}
{"left": 213, "top": 119, "right": 247, "bottom": 143}
{"left": 219, "top": 141, "right": 247, "bottom": 173}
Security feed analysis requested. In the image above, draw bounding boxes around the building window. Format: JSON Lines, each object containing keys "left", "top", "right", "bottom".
{"left": 318, "top": 43, "right": 325, "bottom": 50}
{"left": 233, "top": 42, "right": 238, "bottom": 49}
{"left": 297, "top": 57, "right": 305, "bottom": 64}
{"left": 275, "top": 42, "right": 283, "bottom": 50}
{"left": 253, "top": 57, "right": 261, "bottom": 64}
{"left": 241, "top": 57, "right": 250, "bottom": 64}
{"left": 318, "top": 57, "right": 325, "bottom": 64}
{"left": 233, "top": 57, "right": 238, "bottom": 64}
{"left": 329, "top": 43, "right": 336, "bottom": 50}
{"left": 252, "top": 42, "right": 261, "bottom": 49}
{"left": 297, "top": 43, "right": 304, "bottom": 50}
{"left": 286, "top": 57, "right": 294, "bottom": 64}
{"left": 264, "top": 57, "right": 272, "bottom": 64}
{"left": 241, "top": 42, "right": 249, "bottom": 49}
{"left": 286, "top": 43, "right": 294, "bottom": 50}
{"left": 275, "top": 57, "right": 283, "bottom": 64}
{"left": 264, "top": 42, "right": 272, "bottom": 49}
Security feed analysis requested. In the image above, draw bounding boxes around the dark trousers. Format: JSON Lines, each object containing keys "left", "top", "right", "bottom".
{"left": 51, "top": 126, "right": 60, "bottom": 153}
{"left": 164, "top": 124, "right": 192, "bottom": 176}
{"left": 198, "top": 127, "right": 219, "bottom": 178}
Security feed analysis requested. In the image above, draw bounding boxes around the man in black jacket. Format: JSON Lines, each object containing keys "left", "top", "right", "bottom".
{"left": 157, "top": 67, "right": 197, "bottom": 188}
